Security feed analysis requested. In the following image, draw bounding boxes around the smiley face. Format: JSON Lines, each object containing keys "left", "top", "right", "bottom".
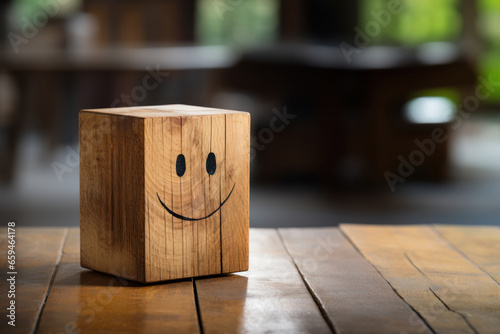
{"left": 156, "top": 152, "right": 236, "bottom": 221}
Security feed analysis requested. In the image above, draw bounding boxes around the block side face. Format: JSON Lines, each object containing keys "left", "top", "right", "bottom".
{"left": 221, "top": 113, "right": 250, "bottom": 274}
{"left": 80, "top": 112, "right": 145, "bottom": 282}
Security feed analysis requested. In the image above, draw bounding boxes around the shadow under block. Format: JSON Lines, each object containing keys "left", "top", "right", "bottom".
{"left": 79, "top": 105, "right": 250, "bottom": 283}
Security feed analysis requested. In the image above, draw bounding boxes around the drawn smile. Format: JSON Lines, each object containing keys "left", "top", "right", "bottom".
{"left": 157, "top": 183, "right": 236, "bottom": 221}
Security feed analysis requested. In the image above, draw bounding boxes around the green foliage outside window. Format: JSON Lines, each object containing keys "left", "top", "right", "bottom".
{"left": 361, "top": 0, "right": 500, "bottom": 103}
{"left": 360, "top": 0, "right": 462, "bottom": 45}
{"left": 196, "top": 0, "right": 278, "bottom": 48}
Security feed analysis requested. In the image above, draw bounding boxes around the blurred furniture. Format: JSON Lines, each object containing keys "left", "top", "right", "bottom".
{"left": 0, "top": 46, "right": 237, "bottom": 182}
{"left": 7, "top": 225, "right": 500, "bottom": 333}
{"left": 279, "top": 0, "right": 359, "bottom": 43}
{"left": 83, "top": 0, "right": 196, "bottom": 46}
{"left": 214, "top": 43, "right": 476, "bottom": 183}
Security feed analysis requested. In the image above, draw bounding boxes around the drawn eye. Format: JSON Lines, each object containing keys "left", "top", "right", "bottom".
{"left": 206, "top": 152, "right": 216, "bottom": 175}
{"left": 176, "top": 154, "right": 186, "bottom": 177}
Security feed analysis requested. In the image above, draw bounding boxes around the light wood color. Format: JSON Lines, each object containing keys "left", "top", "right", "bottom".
{"left": 195, "top": 229, "right": 331, "bottom": 333}
{"left": 279, "top": 228, "right": 431, "bottom": 334}
{"left": 80, "top": 105, "right": 250, "bottom": 283}
{"left": 0, "top": 228, "right": 67, "bottom": 334}
{"left": 37, "top": 229, "right": 199, "bottom": 334}
{"left": 341, "top": 224, "right": 500, "bottom": 334}
{"left": 8, "top": 226, "right": 500, "bottom": 333}
{"left": 80, "top": 112, "right": 146, "bottom": 282}
{"left": 221, "top": 113, "right": 250, "bottom": 273}
{"left": 434, "top": 225, "right": 500, "bottom": 285}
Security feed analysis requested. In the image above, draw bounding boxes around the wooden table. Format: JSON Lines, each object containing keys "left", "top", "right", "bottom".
{"left": 1, "top": 225, "right": 499, "bottom": 333}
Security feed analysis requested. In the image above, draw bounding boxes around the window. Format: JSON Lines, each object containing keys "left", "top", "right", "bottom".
{"left": 196, "top": 0, "right": 279, "bottom": 48}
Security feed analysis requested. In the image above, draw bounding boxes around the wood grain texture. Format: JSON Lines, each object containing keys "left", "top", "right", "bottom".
{"left": 81, "top": 105, "right": 249, "bottom": 282}
{"left": 171, "top": 116, "right": 184, "bottom": 279}
{"left": 195, "top": 229, "right": 331, "bottom": 334}
{"left": 221, "top": 113, "right": 250, "bottom": 273}
{"left": 144, "top": 117, "right": 173, "bottom": 281}
{"left": 341, "top": 224, "right": 500, "bottom": 334}
{"left": 0, "top": 228, "right": 67, "bottom": 334}
{"left": 204, "top": 115, "right": 224, "bottom": 275}
{"left": 279, "top": 228, "right": 431, "bottom": 334}
{"left": 82, "top": 104, "right": 245, "bottom": 118}
{"left": 434, "top": 225, "right": 500, "bottom": 285}
{"left": 37, "top": 228, "right": 200, "bottom": 334}
{"left": 80, "top": 112, "right": 146, "bottom": 282}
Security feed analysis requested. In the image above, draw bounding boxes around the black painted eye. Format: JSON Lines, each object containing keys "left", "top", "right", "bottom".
{"left": 206, "top": 152, "right": 216, "bottom": 175}
{"left": 176, "top": 154, "right": 186, "bottom": 177}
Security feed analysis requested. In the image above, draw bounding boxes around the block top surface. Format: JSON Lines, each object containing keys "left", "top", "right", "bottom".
{"left": 81, "top": 104, "right": 247, "bottom": 118}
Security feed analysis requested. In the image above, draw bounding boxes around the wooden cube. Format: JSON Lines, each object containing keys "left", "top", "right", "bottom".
{"left": 79, "top": 105, "right": 250, "bottom": 283}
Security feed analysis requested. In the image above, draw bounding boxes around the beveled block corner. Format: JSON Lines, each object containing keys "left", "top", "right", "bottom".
{"left": 79, "top": 105, "right": 250, "bottom": 283}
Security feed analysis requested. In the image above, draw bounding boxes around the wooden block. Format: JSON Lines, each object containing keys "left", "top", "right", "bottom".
{"left": 80, "top": 105, "right": 250, "bottom": 283}
{"left": 0, "top": 228, "right": 67, "bottom": 334}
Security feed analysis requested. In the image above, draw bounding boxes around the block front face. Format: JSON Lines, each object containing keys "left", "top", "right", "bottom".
{"left": 144, "top": 113, "right": 250, "bottom": 282}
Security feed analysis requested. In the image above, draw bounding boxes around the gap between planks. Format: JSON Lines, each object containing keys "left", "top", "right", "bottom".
{"left": 275, "top": 229, "right": 337, "bottom": 334}
{"left": 337, "top": 226, "right": 439, "bottom": 334}
{"left": 279, "top": 227, "right": 432, "bottom": 334}
{"left": 431, "top": 225, "right": 500, "bottom": 289}
{"left": 341, "top": 224, "right": 500, "bottom": 334}
{"left": 32, "top": 228, "right": 69, "bottom": 334}
{"left": 192, "top": 278, "right": 205, "bottom": 334}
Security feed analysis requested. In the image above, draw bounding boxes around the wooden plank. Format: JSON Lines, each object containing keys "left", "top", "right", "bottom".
{"left": 279, "top": 228, "right": 431, "bottom": 334}
{"left": 341, "top": 224, "right": 500, "bottom": 334}
{"left": 0, "top": 227, "right": 67, "bottom": 334}
{"left": 37, "top": 228, "right": 200, "bottom": 334}
{"left": 221, "top": 113, "right": 250, "bottom": 273}
{"left": 195, "top": 229, "right": 331, "bottom": 334}
{"left": 434, "top": 225, "right": 500, "bottom": 285}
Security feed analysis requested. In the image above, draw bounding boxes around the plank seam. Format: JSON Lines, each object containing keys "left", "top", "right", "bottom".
{"left": 192, "top": 278, "right": 205, "bottom": 334}
{"left": 428, "top": 287, "right": 479, "bottom": 334}
{"left": 32, "top": 228, "right": 69, "bottom": 334}
{"left": 276, "top": 229, "right": 337, "bottom": 334}
{"left": 338, "top": 226, "right": 436, "bottom": 334}
{"left": 404, "top": 253, "right": 429, "bottom": 279}
{"left": 432, "top": 225, "right": 500, "bottom": 288}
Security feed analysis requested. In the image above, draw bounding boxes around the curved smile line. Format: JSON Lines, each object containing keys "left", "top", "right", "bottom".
{"left": 157, "top": 183, "right": 236, "bottom": 221}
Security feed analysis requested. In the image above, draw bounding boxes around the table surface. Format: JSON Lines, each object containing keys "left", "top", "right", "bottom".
{"left": 1, "top": 225, "right": 499, "bottom": 334}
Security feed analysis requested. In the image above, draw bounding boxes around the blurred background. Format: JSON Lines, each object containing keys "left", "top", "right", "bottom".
{"left": 1, "top": 0, "right": 499, "bottom": 227}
